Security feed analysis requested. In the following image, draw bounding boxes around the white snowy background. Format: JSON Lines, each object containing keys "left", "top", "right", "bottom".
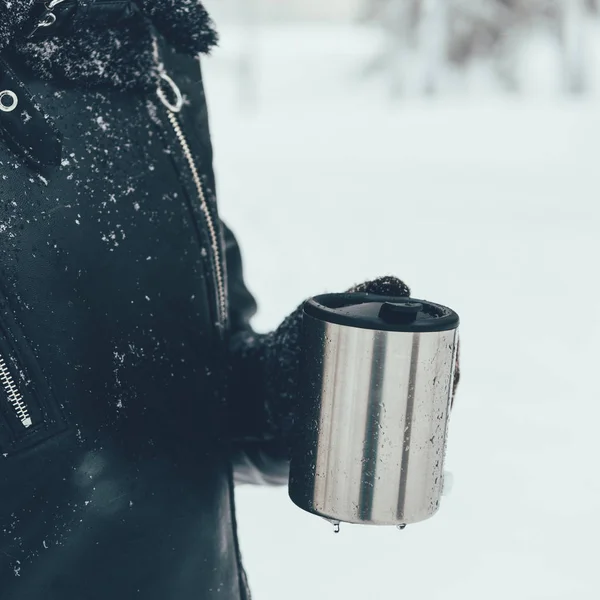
{"left": 202, "top": 14, "right": 600, "bottom": 600}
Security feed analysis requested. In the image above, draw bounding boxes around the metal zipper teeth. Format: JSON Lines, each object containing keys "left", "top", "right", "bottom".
{"left": 0, "top": 355, "right": 32, "bottom": 428}
{"left": 163, "top": 109, "right": 227, "bottom": 327}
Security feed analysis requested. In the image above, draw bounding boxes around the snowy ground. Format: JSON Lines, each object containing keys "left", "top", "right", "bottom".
{"left": 203, "top": 25, "right": 600, "bottom": 600}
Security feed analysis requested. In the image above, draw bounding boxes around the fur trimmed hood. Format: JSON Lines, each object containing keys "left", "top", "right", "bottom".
{"left": 0, "top": 0, "right": 218, "bottom": 89}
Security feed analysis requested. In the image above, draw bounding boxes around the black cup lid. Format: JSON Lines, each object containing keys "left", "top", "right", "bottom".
{"left": 304, "top": 293, "right": 459, "bottom": 333}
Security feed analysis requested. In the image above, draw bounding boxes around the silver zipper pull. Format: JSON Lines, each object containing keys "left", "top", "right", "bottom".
{"left": 28, "top": 0, "right": 67, "bottom": 38}
{"left": 156, "top": 72, "right": 184, "bottom": 114}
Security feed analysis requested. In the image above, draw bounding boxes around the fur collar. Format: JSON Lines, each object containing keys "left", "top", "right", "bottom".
{"left": 1, "top": 1, "right": 218, "bottom": 89}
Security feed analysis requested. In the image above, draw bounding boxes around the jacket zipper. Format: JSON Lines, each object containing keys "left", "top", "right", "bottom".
{"left": 156, "top": 70, "right": 227, "bottom": 329}
{"left": 0, "top": 353, "right": 32, "bottom": 428}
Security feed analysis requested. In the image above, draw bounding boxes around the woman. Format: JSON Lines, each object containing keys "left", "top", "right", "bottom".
{"left": 0, "top": 2, "right": 452, "bottom": 599}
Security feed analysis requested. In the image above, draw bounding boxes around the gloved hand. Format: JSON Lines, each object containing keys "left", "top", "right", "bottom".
{"left": 265, "top": 276, "right": 413, "bottom": 437}
{"left": 230, "top": 276, "right": 460, "bottom": 447}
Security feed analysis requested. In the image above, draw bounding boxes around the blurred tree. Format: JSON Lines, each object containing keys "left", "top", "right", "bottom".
{"left": 360, "top": 0, "right": 422, "bottom": 95}
{"left": 362, "top": 0, "right": 595, "bottom": 94}
{"left": 561, "top": 0, "right": 590, "bottom": 93}
{"left": 236, "top": 0, "right": 260, "bottom": 110}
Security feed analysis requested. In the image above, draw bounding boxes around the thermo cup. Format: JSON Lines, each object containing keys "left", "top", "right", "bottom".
{"left": 289, "top": 293, "right": 459, "bottom": 527}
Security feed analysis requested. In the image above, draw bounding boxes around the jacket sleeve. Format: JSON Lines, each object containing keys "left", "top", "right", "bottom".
{"left": 222, "top": 222, "right": 290, "bottom": 486}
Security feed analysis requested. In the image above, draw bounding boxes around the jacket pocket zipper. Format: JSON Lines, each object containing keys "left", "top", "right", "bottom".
{"left": 0, "top": 352, "right": 32, "bottom": 428}
{"left": 156, "top": 70, "right": 227, "bottom": 329}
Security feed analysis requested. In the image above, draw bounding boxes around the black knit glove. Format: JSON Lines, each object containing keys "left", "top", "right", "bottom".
{"left": 229, "top": 276, "right": 434, "bottom": 445}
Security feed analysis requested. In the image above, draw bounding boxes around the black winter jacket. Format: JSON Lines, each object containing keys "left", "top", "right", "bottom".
{"left": 0, "top": 6, "right": 289, "bottom": 599}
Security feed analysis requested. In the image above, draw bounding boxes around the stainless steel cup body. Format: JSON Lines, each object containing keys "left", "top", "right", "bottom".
{"left": 289, "top": 296, "right": 459, "bottom": 526}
